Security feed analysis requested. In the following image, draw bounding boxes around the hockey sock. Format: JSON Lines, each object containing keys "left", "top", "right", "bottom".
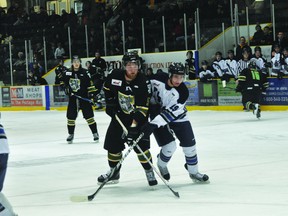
{"left": 158, "top": 141, "right": 177, "bottom": 167}
{"left": 136, "top": 149, "right": 153, "bottom": 170}
{"left": 183, "top": 146, "right": 199, "bottom": 174}
{"left": 108, "top": 152, "right": 122, "bottom": 168}
{"left": 86, "top": 117, "right": 98, "bottom": 134}
{"left": 67, "top": 119, "right": 75, "bottom": 134}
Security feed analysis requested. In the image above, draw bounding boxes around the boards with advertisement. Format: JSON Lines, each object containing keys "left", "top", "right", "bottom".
{"left": 10, "top": 86, "right": 43, "bottom": 106}
{"left": 262, "top": 78, "right": 288, "bottom": 105}
{"left": 185, "top": 80, "right": 199, "bottom": 105}
{"left": 50, "top": 85, "right": 68, "bottom": 107}
{"left": 217, "top": 80, "right": 242, "bottom": 105}
{"left": 197, "top": 80, "right": 218, "bottom": 105}
{"left": 1, "top": 87, "right": 11, "bottom": 107}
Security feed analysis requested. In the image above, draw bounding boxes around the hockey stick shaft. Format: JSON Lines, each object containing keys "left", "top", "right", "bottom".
{"left": 115, "top": 115, "right": 180, "bottom": 198}
{"left": 71, "top": 93, "right": 96, "bottom": 106}
{"left": 70, "top": 131, "right": 144, "bottom": 202}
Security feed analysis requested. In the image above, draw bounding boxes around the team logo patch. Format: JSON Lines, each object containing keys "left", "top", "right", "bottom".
{"left": 69, "top": 78, "right": 81, "bottom": 92}
{"left": 66, "top": 72, "right": 72, "bottom": 76}
{"left": 112, "top": 79, "right": 122, "bottom": 86}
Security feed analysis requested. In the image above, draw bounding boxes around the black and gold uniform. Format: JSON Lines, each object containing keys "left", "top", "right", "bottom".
{"left": 60, "top": 56, "right": 99, "bottom": 144}
{"left": 236, "top": 60, "right": 269, "bottom": 118}
{"left": 97, "top": 52, "right": 158, "bottom": 186}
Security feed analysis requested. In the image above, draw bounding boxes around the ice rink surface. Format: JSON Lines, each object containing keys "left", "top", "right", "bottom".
{"left": 1, "top": 109, "right": 288, "bottom": 216}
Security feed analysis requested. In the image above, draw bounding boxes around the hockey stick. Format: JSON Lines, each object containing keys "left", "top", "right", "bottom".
{"left": 71, "top": 93, "right": 96, "bottom": 106}
{"left": 115, "top": 115, "right": 180, "bottom": 198}
{"left": 70, "top": 132, "right": 144, "bottom": 202}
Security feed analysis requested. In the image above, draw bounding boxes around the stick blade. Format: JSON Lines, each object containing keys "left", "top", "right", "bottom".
{"left": 70, "top": 195, "right": 89, "bottom": 202}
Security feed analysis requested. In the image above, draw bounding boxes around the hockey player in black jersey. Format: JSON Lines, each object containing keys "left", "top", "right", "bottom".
{"left": 97, "top": 52, "right": 157, "bottom": 186}
{"left": 140, "top": 62, "right": 209, "bottom": 183}
{"left": 60, "top": 56, "right": 99, "bottom": 144}
{"left": 54, "top": 58, "right": 67, "bottom": 85}
{"left": 236, "top": 60, "right": 269, "bottom": 119}
{"left": 185, "top": 50, "right": 196, "bottom": 80}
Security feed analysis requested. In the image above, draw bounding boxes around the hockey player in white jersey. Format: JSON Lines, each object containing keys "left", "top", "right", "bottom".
{"left": 212, "top": 51, "right": 234, "bottom": 87}
{"left": 225, "top": 50, "right": 238, "bottom": 79}
{"left": 0, "top": 122, "right": 17, "bottom": 216}
{"left": 281, "top": 47, "right": 288, "bottom": 77}
{"left": 140, "top": 63, "right": 209, "bottom": 183}
{"left": 271, "top": 44, "right": 282, "bottom": 79}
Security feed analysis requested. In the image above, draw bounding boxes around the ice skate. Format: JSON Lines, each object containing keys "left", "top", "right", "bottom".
{"left": 157, "top": 155, "right": 170, "bottom": 180}
{"left": 66, "top": 134, "right": 74, "bottom": 144}
{"left": 189, "top": 172, "right": 210, "bottom": 183}
{"left": 97, "top": 169, "right": 120, "bottom": 184}
{"left": 184, "top": 163, "right": 209, "bottom": 183}
{"left": 93, "top": 132, "right": 99, "bottom": 142}
{"left": 253, "top": 104, "right": 261, "bottom": 119}
{"left": 145, "top": 168, "right": 158, "bottom": 186}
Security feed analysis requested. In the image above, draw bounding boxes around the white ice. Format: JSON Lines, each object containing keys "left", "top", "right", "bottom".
{"left": 1, "top": 110, "right": 288, "bottom": 216}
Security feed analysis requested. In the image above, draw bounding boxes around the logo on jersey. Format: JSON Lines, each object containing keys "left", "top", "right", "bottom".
{"left": 69, "top": 78, "right": 81, "bottom": 92}
{"left": 66, "top": 72, "right": 72, "bottom": 76}
{"left": 112, "top": 79, "right": 122, "bottom": 86}
{"left": 118, "top": 91, "right": 134, "bottom": 114}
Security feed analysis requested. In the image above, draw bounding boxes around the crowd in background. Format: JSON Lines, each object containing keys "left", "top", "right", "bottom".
{"left": 0, "top": 0, "right": 287, "bottom": 85}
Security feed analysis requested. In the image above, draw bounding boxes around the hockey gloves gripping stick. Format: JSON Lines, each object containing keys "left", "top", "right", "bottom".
{"left": 115, "top": 115, "right": 180, "bottom": 198}
{"left": 70, "top": 131, "right": 145, "bottom": 202}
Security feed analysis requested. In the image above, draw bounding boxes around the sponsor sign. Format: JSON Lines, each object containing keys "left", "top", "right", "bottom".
{"left": 1, "top": 87, "right": 11, "bottom": 107}
{"left": 10, "top": 86, "right": 43, "bottom": 106}
{"left": 217, "top": 80, "right": 242, "bottom": 105}
{"left": 197, "top": 80, "right": 218, "bottom": 105}
{"left": 262, "top": 78, "right": 288, "bottom": 105}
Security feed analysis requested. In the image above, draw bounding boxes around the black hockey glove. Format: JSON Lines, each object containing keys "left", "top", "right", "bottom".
{"left": 141, "top": 122, "right": 158, "bottom": 139}
{"left": 88, "top": 92, "right": 98, "bottom": 102}
{"left": 60, "top": 82, "right": 70, "bottom": 96}
{"left": 126, "top": 126, "right": 140, "bottom": 146}
{"left": 235, "top": 85, "right": 242, "bottom": 93}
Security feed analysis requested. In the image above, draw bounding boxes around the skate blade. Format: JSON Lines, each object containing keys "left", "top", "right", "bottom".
{"left": 97, "top": 180, "right": 119, "bottom": 185}
{"left": 67, "top": 141, "right": 73, "bottom": 144}
{"left": 192, "top": 179, "right": 210, "bottom": 184}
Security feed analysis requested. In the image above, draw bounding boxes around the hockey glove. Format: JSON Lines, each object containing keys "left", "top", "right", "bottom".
{"left": 126, "top": 126, "right": 140, "bottom": 146}
{"left": 141, "top": 122, "right": 158, "bottom": 139}
{"left": 235, "top": 85, "right": 242, "bottom": 93}
{"left": 60, "top": 82, "right": 70, "bottom": 96}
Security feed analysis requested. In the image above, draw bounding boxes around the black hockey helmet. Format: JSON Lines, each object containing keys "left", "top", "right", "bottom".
{"left": 71, "top": 55, "right": 82, "bottom": 63}
{"left": 248, "top": 60, "right": 257, "bottom": 69}
{"left": 168, "top": 62, "right": 185, "bottom": 77}
{"left": 122, "top": 51, "right": 141, "bottom": 68}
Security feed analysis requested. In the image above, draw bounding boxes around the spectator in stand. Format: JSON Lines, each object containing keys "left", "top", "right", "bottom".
{"left": 250, "top": 24, "right": 264, "bottom": 46}
{"left": 236, "top": 36, "right": 252, "bottom": 60}
{"left": 199, "top": 60, "right": 214, "bottom": 83}
{"left": 262, "top": 26, "right": 273, "bottom": 45}
{"left": 54, "top": 42, "right": 65, "bottom": 60}
{"left": 272, "top": 31, "right": 288, "bottom": 53}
